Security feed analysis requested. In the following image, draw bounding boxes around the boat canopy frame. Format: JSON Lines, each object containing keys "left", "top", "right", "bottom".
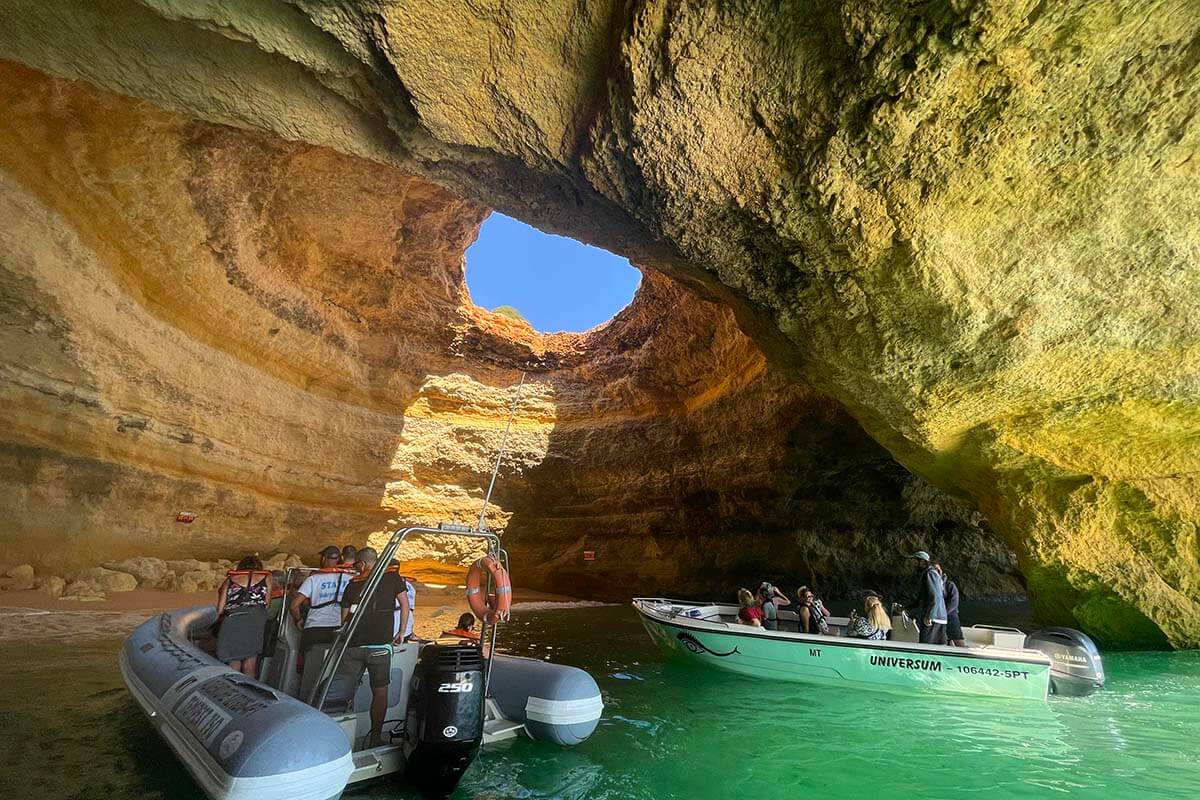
{"left": 306, "top": 524, "right": 507, "bottom": 711}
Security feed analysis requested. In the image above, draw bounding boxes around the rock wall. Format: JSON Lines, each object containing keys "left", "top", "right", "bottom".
{"left": 0, "top": 0, "right": 1197, "bottom": 645}
{"left": 0, "top": 62, "right": 1017, "bottom": 608}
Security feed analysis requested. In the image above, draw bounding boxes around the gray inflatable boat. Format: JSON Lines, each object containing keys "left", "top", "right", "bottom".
{"left": 119, "top": 526, "right": 603, "bottom": 800}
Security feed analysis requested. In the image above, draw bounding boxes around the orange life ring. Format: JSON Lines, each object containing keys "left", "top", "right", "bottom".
{"left": 465, "top": 556, "right": 511, "bottom": 623}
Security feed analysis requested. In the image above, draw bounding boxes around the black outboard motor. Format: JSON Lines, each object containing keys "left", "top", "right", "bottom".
{"left": 404, "top": 643, "right": 485, "bottom": 797}
{"left": 1025, "top": 627, "right": 1105, "bottom": 696}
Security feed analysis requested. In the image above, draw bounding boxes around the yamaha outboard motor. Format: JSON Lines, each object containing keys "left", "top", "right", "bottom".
{"left": 404, "top": 643, "right": 485, "bottom": 797}
{"left": 1025, "top": 627, "right": 1105, "bottom": 696}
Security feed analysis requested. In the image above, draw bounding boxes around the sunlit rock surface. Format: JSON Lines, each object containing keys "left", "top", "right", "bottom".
{"left": 0, "top": 0, "right": 1197, "bottom": 645}
{"left": 0, "top": 63, "right": 1016, "bottom": 606}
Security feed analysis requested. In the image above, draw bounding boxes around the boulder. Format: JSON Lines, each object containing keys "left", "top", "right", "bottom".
{"left": 70, "top": 567, "right": 137, "bottom": 593}
{"left": 37, "top": 575, "right": 66, "bottom": 598}
{"left": 0, "top": 576, "right": 34, "bottom": 592}
{"left": 6, "top": 564, "right": 35, "bottom": 581}
{"left": 62, "top": 580, "right": 106, "bottom": 601}
{"left": 166, "top": 559, "right": 210, "bottom": 575}
{"left": 262, "top": 553, "right": 288, "bottom": 570}
{"left": 0, "top": 564, "right": 36, "bottom": 591}
{"left": 102, "top": 557, "right": 169, "bottom": 589}
{"left": 168, "top": 568, "right": 225, "bottom": 594}
{"left": 284, "top": 554, "right": 305, "bottom": 569}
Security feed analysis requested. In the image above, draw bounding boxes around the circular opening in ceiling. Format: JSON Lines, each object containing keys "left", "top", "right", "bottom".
{"left": 465, "top": 213, "right": 641, "bottom": 333}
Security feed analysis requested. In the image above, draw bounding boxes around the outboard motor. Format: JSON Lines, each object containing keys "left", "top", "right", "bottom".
{"left": 1025, "top": 627, "right": 1105, "bottom": 696}
{"left": 404, "top": 643, "right": 485, "bottom": 797}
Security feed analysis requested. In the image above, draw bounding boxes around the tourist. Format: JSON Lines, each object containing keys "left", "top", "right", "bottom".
{"left": 810, "top": 588, "right": 832, "bottom": 634}
{"left": 215, "top": 554, "right": 273, "bottom": 676}
{"left": 339, "top": 547, "right": 410, "bottom": 747}
{"left": 847, "top": 595, "right": 892, "bottom": 640}
{"left": 441, "top": 612, "right": 481, "bottom": 641}
{"left": 901, "top": 550, "right": 948, "bottom": 645}
{"left": 267, "top": 569, "right": 287, "bottom": 616}
{"left": 339, "top": 544, "right": 358, "bottom": 568}
{"left": 389, "top": 559, "right": 418, "bottom": 642}
{"left": 795, "top": 586, "right": 827, "bottom": 635}
{"left": 935, "top": 563, "right": 966, "bottom": 647}
{"left": 292, "top": 545, "right": 354, "bottom": 698}
{"left": 262, "top": 569, "right": 288, "bottom": 653}
{"left": 736, "top": 588, "right": 764, "bottom": 626}
{"left": 758, "top": 582, "right": 789, "bottom": 630}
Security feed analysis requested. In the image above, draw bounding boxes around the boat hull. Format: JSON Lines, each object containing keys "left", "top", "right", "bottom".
{"left": 635, "top": 602, "right": 1051, "bottom": 701}
{"left": 120, "top": 607, "right": 354, "bottom": 800}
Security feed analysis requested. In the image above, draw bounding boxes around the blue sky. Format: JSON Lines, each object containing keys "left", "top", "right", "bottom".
{"left": 465, "top": 213, "right": 641, "bottom": 333}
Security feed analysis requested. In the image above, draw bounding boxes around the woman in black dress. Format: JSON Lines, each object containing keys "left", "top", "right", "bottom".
{"left": 215, "top": 555, "right": 273, "bottom": 676}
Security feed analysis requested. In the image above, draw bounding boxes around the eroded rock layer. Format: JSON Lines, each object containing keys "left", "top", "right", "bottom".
{"left": 1, "top": 0, "right": 1197, "bottom": 645}
{"left": 0, "top": 62, "right": 1017, "bottom": 608}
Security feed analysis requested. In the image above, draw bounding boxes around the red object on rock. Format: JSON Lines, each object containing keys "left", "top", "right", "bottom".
{"left": 175, "top": 511, "right": 196, "bottom": 523}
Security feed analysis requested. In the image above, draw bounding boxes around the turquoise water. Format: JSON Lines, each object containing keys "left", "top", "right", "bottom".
{"left": 3, "top": 605, "right": 1198, "bottom": 799}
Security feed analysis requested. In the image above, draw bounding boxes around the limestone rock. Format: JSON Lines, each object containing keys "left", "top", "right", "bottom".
{"left": 1, "top": 2, "right": 1197, "bottom": 645}
{"left": 1, "top": 565, "right": 36, "bottom": 590}
{"left": 69, "top": 567, "right": 137, "bottom": 593}
{"left": 6, "top": 564, "right": 35, "bottom": 581}
{"left": 36, "top": 575, "right": 66, "bottom": 597}
{"left": 62, "top": 581, "right": 106, "bottom": 601}
{"left": 166, "top": 560, "right": 211, "bottom": 576}
{"left": 166, "top": 569, "right": 224, "bottom": 594}
{"left": 262, "top": 554, "right": 288, "bottom": 571}
{"left": 0, "top": 576, "right": 35, "bottom": 592}
{"left": 103, "top": 557, "right": 169, "bottom": 589}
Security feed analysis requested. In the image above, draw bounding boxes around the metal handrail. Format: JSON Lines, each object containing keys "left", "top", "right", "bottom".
{"left": 271, "top": 565, "right": 320, "bottom": 664}
{"left": 308, "top": 525, "right": 501, "bottom": 710}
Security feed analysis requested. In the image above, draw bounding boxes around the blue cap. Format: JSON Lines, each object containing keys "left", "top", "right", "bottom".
{"left": 910, "top": 550, "right": 931, "bottom": 561}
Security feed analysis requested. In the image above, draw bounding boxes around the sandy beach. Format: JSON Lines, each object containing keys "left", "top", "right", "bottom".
{"left": 0, "top": 559, "right": 589, "bottom": 642}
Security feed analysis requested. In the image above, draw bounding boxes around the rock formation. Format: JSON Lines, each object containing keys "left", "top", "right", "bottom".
{"left": 0, "top": 61, "right": 1018, "bottom": 612}
{"left": 0, "top": 1, "right": 1197, "bottom": 645}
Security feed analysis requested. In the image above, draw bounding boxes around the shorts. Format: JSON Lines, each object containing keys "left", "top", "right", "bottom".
{"left": 300, "top": 626, "right": 339, "bottom": 653}
{"left": 947, "top": 612, "right": 964, "bottom": 641}
{"left": 337, "top": 645, "right": 392, "bottom": 689}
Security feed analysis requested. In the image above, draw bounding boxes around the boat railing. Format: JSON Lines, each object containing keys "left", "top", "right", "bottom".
{"left": 307, "top": 524, "right": 503, "bottom": 712}
{"left": 969, "top": 624, "right": 1027, "bottom": 634}
{"left": 634, "top": 597, "right": 727, "bottom": 609}
{"left": 634, "top": 598, "right": 736, "bottom": 627}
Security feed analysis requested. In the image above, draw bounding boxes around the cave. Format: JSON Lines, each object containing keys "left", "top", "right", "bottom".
{"left": 0, "top": 60, "right": 1017, "bottom": 609}
{"left": 0, "top": 1, "right": 1197, "bottom": 649}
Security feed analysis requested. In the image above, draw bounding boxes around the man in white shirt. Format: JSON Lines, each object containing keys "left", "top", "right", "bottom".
{"left": 292, "top": 545, "right": 353, "bottom": 697}
{"left": 389, "top": 560, "right": 417, "bottom": 642}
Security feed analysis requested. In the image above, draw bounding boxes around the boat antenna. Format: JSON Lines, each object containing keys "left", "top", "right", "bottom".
{"left": 477, "top": 371, "right": 526, "bottom": 533}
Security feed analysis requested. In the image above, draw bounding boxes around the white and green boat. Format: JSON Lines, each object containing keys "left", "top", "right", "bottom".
{"left": 633, "top": 598, "right": 1105, "bottom": 701}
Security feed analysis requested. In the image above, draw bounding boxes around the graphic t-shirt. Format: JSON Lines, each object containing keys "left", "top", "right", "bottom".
{"left": 296, "top": 571, "right": 351, "bottom": 629}
{"left": 341, "top": 571, "right": 408, "bottom": 646}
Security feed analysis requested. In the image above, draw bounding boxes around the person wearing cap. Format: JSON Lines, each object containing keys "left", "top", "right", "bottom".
{"left": 757, "top": 582, "right": 790, "bottom": 631}
{"left": 292, "top": 545, "right": 354, "bottom": 698}
{"left": 900, "top": 551, "right": 948, "bottom": 645}
{"left": 338, "top": 547, "right": 410, "bottom": 747}
{"left": 934, "top": 563, "right": 966, "bottom": 647}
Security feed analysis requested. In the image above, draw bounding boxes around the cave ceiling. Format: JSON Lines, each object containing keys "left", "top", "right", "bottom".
{"left": 0, "top": 0, "right": 1197, "bottom": 646}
